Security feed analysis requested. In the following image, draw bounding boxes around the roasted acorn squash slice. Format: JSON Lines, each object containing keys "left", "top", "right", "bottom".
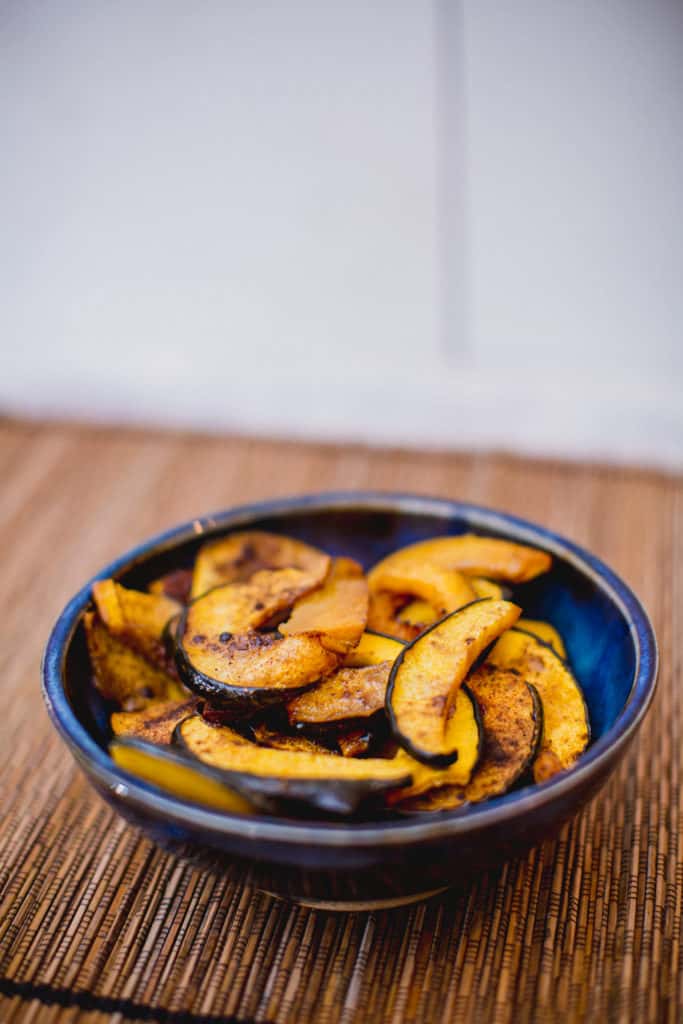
{"left": 469, "top": 577, "right": 506, "bottom": 600}
{"left": 176, "top": 715, "right": 411, "bottom": 815}
{"left": 287, "top": 663, "right": 392, "bottom": 725}
{"left": 396, "top": 598, "right": 438, "bottom": 633}
{"left": 92, "top": 579, "right": 181, "bottom": 672}
{"left": 191, "top": 530, "right": 330, "bottom": 599}
{"left": 337, "top": 727, "right": 374, "bottom": 758}
{"left": 279, "top": 558, "right": 368, "bottom": 654}
{"left": 110, "top": 698, "right": 198, "bottom": 745}
{"left": 175, "top": 569, "right": 339, "bottom": 714}
{"left": 369, "top": 534, "right": 551, "bottom": 585}
{"left": 366, "top": 591, "right": 417, "bottom": 642}
{"left": 110, "top": 738, "right": 254, "bottom": 814}
{"left": 386, "top": 599, "right": 521, "bottom": 766}
{"left": 85, "top": 612, "right": 185, "bottom": 708}
{"left": 488, "top": 627, "right": 589, "bottom": 780}
{"left": 397, "top": 578, "right": 505, "bottom": 630}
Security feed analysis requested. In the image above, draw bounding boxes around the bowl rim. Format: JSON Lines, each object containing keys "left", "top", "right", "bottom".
{"left": 42, "top": 491, "right": 658, "bottom": 848}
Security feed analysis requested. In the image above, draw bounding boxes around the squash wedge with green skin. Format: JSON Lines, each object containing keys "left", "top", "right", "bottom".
{"left": 85, "top": 612, "right": 186, "bottom": 709}
{"left": 175, "top": 569, "right": 340, "bottom": 714}
{"left": 92, "top": 579, "right": 181, "bottom": 672}
{"left": 287, "top": 663, "right": 392, "bottom": 726}
{"left": 176, "top": 715, "right": 412, "bottom": 815}
{"left": 110, "top": 737, "right": 254, "bottom": 814}
{"left": 343, "top": 630, "right": 405, "bottom": 668}
{"left": 488, "top": 627, "right": 589, "bottom": 780}
{"left": 398, "top": 667, "right": 542, "bottom": 812}
{"left": 111, "top": 698, "right": 199, "bottom": 745}
{"left": 369, "top": 534, "right": 551, "bottom": 585}
{"left": 516, "top": 619, "right": 567, "bottom": 659}
{"left": 386, "top": 599, "right": 521, "bottom": 766}
{"left": 388, "top": 686, "right": 482, "bottom": 802}
{"left": 191, "top": 530, "right": 330, "bottom": 599}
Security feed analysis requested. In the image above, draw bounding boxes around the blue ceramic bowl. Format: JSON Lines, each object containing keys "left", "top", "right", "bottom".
{"left": 42, "top": 494, "right": 657, "bottom": 910}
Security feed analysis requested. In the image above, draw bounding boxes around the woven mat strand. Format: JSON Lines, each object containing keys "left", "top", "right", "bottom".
{"left": 0, "top": 419, "right": 680, "bottom": 1024}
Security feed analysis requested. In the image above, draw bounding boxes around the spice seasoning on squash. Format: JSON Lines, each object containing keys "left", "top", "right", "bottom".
{"left": 190, "top": 530, "right": 330, "bottom": 599}
{"left": 488, "top": 628, "right": 588, "bottom": 780}
{"left": 398, "top": 667, "right": 541, "bottom": 812}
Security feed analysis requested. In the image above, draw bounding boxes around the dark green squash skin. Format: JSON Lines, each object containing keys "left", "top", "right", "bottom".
{"left": 173, "top": 607, "right": 319, "bottom": 719}
{"left": 385, "top": 599, "right": 491, "bottom": 768}
{"left": 364, "top": 628, "right": 407, "bottom": 643}
{"left": 524, "top": 682, "right": 544, "bottom": 772}
{"left": 161, "top": 613, "right": 181, "bottom": 663}
{"left": 173, "top": 716, "right": 412, "bottom": 816}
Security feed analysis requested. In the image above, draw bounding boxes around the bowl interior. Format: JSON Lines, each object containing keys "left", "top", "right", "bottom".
{"left": 64, "top": 503, "right": 636, "bottom": 777}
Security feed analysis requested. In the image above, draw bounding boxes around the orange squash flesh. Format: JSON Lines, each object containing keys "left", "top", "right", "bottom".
{"left": 279, "top": 561, "right": 369, "bottom": 654}
{"left": 369, "top": 534, "right": 551, "bottom": 585}
{"left": 287, "top": 663, "right": 392, "bottom": 725}
{"left": 178, "top": 716, "right": 410, "bottom": 784}
{"left": 92, "top": 579, "right": 181, "bottom": 671}
{"left": 110, "top": 698, "right": 198, "bottom": 745}
{"left": 366, "top": 591, "right": 418, "bottom": 642}
{"left": 343, "top": 631, "right": 405, "bottom": 668}
{"left": 337, "top": 728, "right": 373, "bottom": 758}
{"left": 369, "top": 562, "right": 476, "bottom": 619}
{"left": 252, "top": 723, "right": 332, "bottom": 755}
{"left": 85, "top": 612, "right": 185, "bottom": 708}
{"left": 111, "top": 738, "right": 254, "bottom": 814}
{"left": 191, "top": 530, "right": 330, "bottom": 599}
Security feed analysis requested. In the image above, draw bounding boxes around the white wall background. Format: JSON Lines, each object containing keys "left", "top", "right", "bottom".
{"left": 2, "top": 1, "right": 682, "bottom": 467}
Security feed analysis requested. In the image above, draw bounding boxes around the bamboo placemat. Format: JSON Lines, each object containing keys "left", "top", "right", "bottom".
{"left": 0, "top": 418, "right": 680, "bottom": 1023}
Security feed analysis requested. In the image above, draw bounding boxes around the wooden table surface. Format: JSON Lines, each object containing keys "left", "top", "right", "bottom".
{"left": 0, "top": 418, "right": 680, "bottom": 1023}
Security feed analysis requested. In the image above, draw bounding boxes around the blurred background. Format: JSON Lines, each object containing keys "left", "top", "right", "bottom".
{"left": 2, "top": 0, "right": 682, "bottom": 468}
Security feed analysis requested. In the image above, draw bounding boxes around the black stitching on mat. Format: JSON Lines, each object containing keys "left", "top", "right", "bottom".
{"left": 0, "top": 978, "right": 262, "bottom": 1023}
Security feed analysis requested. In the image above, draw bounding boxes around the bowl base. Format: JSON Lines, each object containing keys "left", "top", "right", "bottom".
{"left": 260, "top": 886, "right": 449, "bottom": 912}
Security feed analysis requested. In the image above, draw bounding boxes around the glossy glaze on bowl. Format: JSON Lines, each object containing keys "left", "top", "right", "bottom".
{"left": 42, "top": 494, "right": 657, "bottom": 906}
